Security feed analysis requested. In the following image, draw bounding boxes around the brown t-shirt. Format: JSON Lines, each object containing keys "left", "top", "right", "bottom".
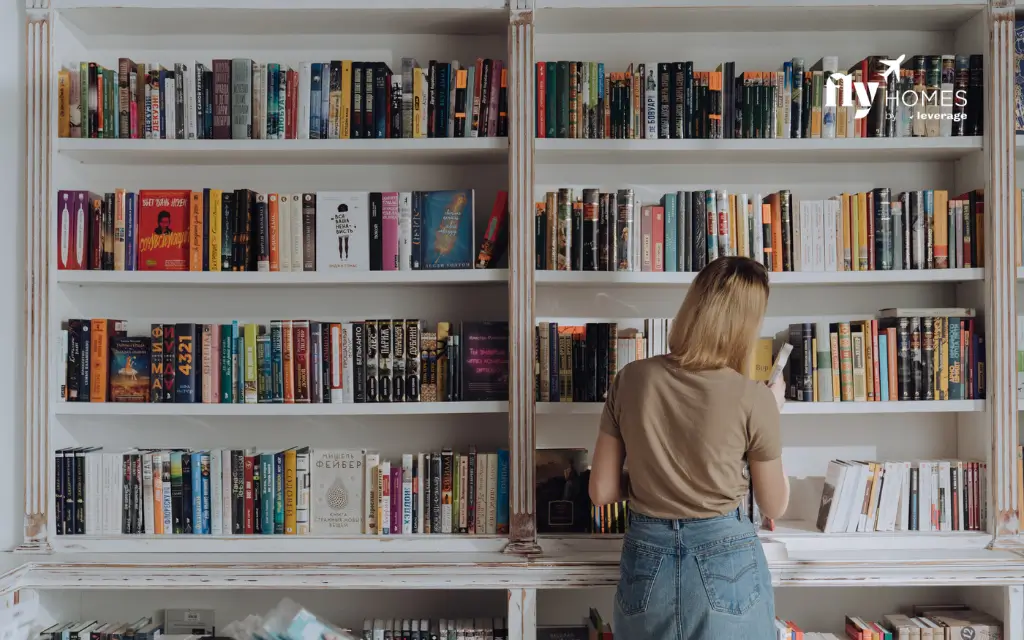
{"left": 599, "top": 355, "right": 782, "bottom": 519}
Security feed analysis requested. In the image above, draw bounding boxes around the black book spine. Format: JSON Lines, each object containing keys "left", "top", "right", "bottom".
{"left": 351, "top": 62, "right": 363, "bottom": 139}
{"left": 353, "top": 321, "right": 366, "bottom": 403}
{"left": 75, "top": 450, "right": 86, "bottom": 534}
{"left": 498, "top": 66, "right": 508, "bottom": 137}
{"left": 427, "top": 61, "right": 437, "bottom": 138}
{"left": 256, "top": 194, "right": 269, "bottom": 270}
{"left": 195, "top": 63, "right": 205, "bottom": 139}
{"left": 596, "top": 323, "right": 609, "bottom": 401}
{"left": 780, "top": 190, "right": 793, "bottom": 272}
{"left": 171, "top": 454, "right": 183, "bottom": 533}
{"left": 571, "top": 199, "right": 583, "bottom": 271}
{"left": 910, "top": 317, "right": 923, "bottom": 400}
{"left": 968, "top": 54, "right": 983, "bottom": 136}
{"left": 363, "top": 65, "right": 374, "bottom": 139}
{"left": 322, "top": 322, "right": 332, "bottom": 404}
{"left": 374, "top": 64, "right": 389, "bottom": 139}
{"left": 54, "top": 450, "right": 64, "bottom": 534}
{"left": 378, "top": 320, "right": 392, "bottom": 403}
{"left": 897, "top": 317, "right": 911, "bottom": 401}
{"left": 369, "top": 192, "right": 383, "bottom": 270}
{"left": 391, "top": 72, "right": 403, "bottom": 138}
{"left": 122, "top": 453, "right": 131, "bottom": 534}
{"left": 181, "top": 452, "right": 193, "bottom": 533}
{"left": 597, "top": 193, "right": 610, "bottom": 271}
{"left": 221, "top": 192, "right": 234, "bottom": 271}
{"left": 405, "top": 320, "right": 420, "bottom": 402}
{"left": 658, "top": 63, "right": 671, "bottom": 139}
{"left": 133, "top": 453, "right": 143, "bottom": 533}
{"left": 923, "top": 317, "right": 935, "bottom": 401}
{"left": 174, "top": 323, "right": 197, "bottom": 402}
{"left": 431, "top": 452, "right": 442, "bottom": 533}
{"left": 232, "top": 450, "right": 244, "bottom": 533}
{"left": 66, "top": 320, "right": 81, "bottom": 401}
{"left": 477, "top": 61, "right": 490, "bottom": 137}
{"left": 162, "top": 324, "right": 175, "bottom": 402}
{"left": 66, "top": 449, "right": 77, "bottom": 534}
{"left": 692, "top": 191, "right": 706, "bottom": 270}
{"left": 78, "top": 321, "right": 91, "bottom": 402}
{"left": 252, "top": 458, "right": 261, "bottom": 534}
{"left": 582, "top": 189, "right": 598, "bottom": 271}
{"left": 586, "top": 323, "right": 599, "bottom": 402}
{"left": 302, "top": 193, "right": 316, "bottom": 272}
{"left": 535, "top": 204, "right": 546, "bottom": 270}
{"left": 801, "top": 323, "right": 813, "bottom": 402}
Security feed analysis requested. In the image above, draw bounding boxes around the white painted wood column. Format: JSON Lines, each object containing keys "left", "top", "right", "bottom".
{"left": 507, "top": 588, "right": 537, "bottom": 640}
{"left": 987, "top": 0, "right": 1020, "bottom": 542}
{"left": 19, "top": 0, "right": 52, "bottom": 553}
{"left": 506, "top": 0, "right": 539, "bottom": 555}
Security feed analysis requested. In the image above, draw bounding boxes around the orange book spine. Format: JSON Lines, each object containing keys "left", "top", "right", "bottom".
{"left": 282, "top": 319, "right": 295, "bottom": 403}
{"left": 770, "top": 196, "right": 783, "bottom": 272}
{"left": 90, "top": 319, "right": 109, "bottom": 402}
{"left": 268, "top": 194, "right": 280, "bottom": 272}
{"left": 189, "top": 191, "right": 203, "bottom": 271}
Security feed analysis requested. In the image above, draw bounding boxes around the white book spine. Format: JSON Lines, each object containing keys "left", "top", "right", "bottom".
{"left": 752, "top": 193, "right": 764, "bottom": 268}
{"left": 142, "top": 453, "right": 155, "bottom": 534}
{"left": 100, "top": 453, "right": 111, "bottom": 534}
{"left": 802, "top": 201, "right": 813, "bottom": 271}
{"left": 781, "top": 67, "right": 792, "bottom": 139}
{"left": 821, "top": 56, "right": 838, "bottom": 138}
{"left": 84, "top": 451, "right": 97, "bottom": 535}
{"left": 812, "top": 200, "right": 824, "bottom": 271}
{"left": 895, "top": 462, "right": 909, "bottom": 531}
{"left": 416, "top": 453, "right": 425, "bottom": 534}
{"left": 220, "top": 449, "right": 232, "bottom": 535}
{"left": 291, "top": 194, "right": 304, "bottom": 272}
{"left": 398, "top": 192, "right": 412, "bottom": 271}
{"left": 298, "top": 62, "right": 311, "bottom": 140}
{"left": 824, "top": 199, "right": 838, "bottom": 272}
{"left": 342, "top": 323, "right": 354, "bottom": 403}
{"left": 278, "top": 192, "right": 292, "bottom": 271}
{"left": 166, "top": 77, "right": 176, "bottom": 140}
{"left": 716, "top": 190, "right": 729, "bottom": 257}
{"left": 644, "top": 63, "right": 658, "bottom": 140}
{"left": 402, "top": 454, "right": 413, "bottom": 535}
{"left": 210, "top": 449, "right": 222, "bottom": 535}
{"left": 364, "top": 452, "right": 379, "bottom": 534}
{"left": 330, "top": 323, "right": 344, "bottom": 403}
{"left": 185, "top": 63, "right": 196, "bottom": 140}
{"left": 485, "top": 453, "right": 498, "bottom": 534}
{"left": 296, "top": 449, "right": 310, "bottom": 534}
{"left": 379, "top": 460, "right": 391, "bottom": 535}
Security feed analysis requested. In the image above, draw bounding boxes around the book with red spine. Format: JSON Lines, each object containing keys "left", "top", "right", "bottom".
{"left": 138, "top": 189, "right": 190, "bottom": 271}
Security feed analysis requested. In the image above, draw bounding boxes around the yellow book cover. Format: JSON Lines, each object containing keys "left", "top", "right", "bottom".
{"left": 189, "top": 191, "right": 203, "bottom": 271}
{"left": 284, "top": 448, "right": 297, "bottom": 534}
{"left": 841, "top": 194, "right": 851, "bottom": 271}
{"left": 829, "top": 330, "right": 841, "bottom": 401}
{"left": 748, "top": 337, "right": 773, "bottom": 381}
{"left": 933, "top": 190, "right": 949, "bottom": 269}
{"left": 340, "top": 61, "right": 353, "bottom": 139}
{"left": 413, "top": 68, "right": 424, "bottom": 138}
{"left": 58, "top": 70, "right": 70, "bottom": 138}
{"left": 838, "top": 322, "right": 854, "bottom": 401}
{"left": 857, "top": 192, "right": 869, "bottom": 270}
{"left": 244, "top": 323, "right": 258, "bottom": 404}
{"left": 209, "top": 190, "right": 222, "bottom": 272}
{"left": 851, "top": 327, "right": 866, "bottom": 401}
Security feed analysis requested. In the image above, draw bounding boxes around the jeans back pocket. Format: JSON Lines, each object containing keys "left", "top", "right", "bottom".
{"left": 616, "top": 540, "right": 665, "bottom": 617}
{"left": 693, "top": 537, "right": 762, "bottom": 616}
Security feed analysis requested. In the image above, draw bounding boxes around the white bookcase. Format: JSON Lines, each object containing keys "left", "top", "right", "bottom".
{"left": 11, "top": 0, "right": 1024, "bottom": 638}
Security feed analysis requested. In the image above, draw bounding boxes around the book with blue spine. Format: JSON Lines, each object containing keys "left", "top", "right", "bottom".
{"left": 496, "top": 448, "right": 510, "bottom": 534}
{"left": 191, "top": 452, "right": 203, "bottom": 534}
{"left": 200, "top": 451, "right": 211, "bottom": 534}
{"left": 261, "top": 453, "right": 275, "bottom": 534}
{"left": 662, "top": 193, "right": 677, "bottom": 272}
{"left": 879, "top": 333, "right": 890, "bottom": 401}
{"left": 230, "top": 321, "right": 240, "bottom": 403}
{"left": 419, "top": 189, "right": 475, "bottom": 269}
{"left": 125, "top": 192, "right": 136, "bottom": 271}
{"left": 220, "top": 323, "right": 233, "bottom": 403}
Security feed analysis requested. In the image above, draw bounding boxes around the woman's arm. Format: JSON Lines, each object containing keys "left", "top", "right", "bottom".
{"left": 589, "top": 431, "right": 627, "bottom": 506}
{"left": 750, "top": 458, "right": 790, "bottom": 520}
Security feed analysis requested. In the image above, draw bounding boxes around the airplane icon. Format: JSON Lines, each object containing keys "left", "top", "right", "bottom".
{"left": 879, "top": 54, "right": 906, "bottom": 79}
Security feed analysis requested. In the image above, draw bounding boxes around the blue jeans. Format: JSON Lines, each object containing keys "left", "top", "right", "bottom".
{"left": 614, "top": 509, "right": 775, "bottom": 640}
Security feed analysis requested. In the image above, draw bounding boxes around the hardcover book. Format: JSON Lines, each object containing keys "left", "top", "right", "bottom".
{"left": 460, "top": 321, "right": 509, "bottom": 401}
{"left": 536, "top": 448, "right": 590, "bottom": 534}
{"left": 421, "top": 190, "right": 474, "bottom": 269}
{"left": 137, "top": 189, "right": 190, "bottom": 270}
{"left": 315, "top": 191, "right": 369, "bottom": 270}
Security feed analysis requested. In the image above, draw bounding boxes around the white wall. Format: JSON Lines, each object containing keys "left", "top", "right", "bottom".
{"left": 2, "top": 0, "right": 27, "bottom": 551}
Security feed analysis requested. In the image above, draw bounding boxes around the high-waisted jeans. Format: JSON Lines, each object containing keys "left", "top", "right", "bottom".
{"left": 614, "top": 509, "right": 775, "bottom": 640}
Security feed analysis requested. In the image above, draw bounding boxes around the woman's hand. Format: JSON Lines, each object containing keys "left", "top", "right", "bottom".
{"left": 769, "top": 377, "right": 786, "bottom": 411}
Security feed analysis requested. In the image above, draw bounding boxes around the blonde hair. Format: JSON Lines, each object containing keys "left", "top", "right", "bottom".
{"left": 668, "top": 256, "right": 770, "bottom": 374}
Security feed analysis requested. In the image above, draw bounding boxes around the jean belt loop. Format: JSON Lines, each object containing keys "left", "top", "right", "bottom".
{"left": 673, "top": 519, "right": 680, "bottom": 531}
{"left": 735, "top": 507, "right": 742, "bottom": 521}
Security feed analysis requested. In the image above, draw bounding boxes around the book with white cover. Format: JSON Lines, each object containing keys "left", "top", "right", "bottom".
{"left": 310, "top": 449, "right": 364, "bottom": 534}
{"left": 316, "top": 191, "right": 369, "bottom": 271}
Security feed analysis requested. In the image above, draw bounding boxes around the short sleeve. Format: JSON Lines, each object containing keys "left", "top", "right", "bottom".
{"left": 599, "top": 369, "right": 623, "bottom": 441}
{"left": 746, "top": 382, "right": 781, "bottom": 461}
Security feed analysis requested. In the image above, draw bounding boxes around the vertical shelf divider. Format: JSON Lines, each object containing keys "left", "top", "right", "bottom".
{"left": 506, "top": 0, "right": 541, "bottom": 555}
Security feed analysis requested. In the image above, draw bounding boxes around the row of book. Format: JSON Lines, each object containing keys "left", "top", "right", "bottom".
{"left": 54, "top": 447, "right": 510, "bottom": 537}
{"left": 58, "top": 58, "right": 508, "bottom": 140}
{"left": 361, "top": 620, "right": 510, "bottom": 640}
{"left": 58, "top": 320, "right": 510, "bottom": 405}
{"left": 535, "top": 188, "right": 984, "bottom": 273}
{"left": 56, "top": 189, "right": 505, "bottom": 273}
{"left": 535, "top": 55, "right": 985, "bottom": 140}
{"left": 815, "top": 459, "right": 987, "bottom": 534}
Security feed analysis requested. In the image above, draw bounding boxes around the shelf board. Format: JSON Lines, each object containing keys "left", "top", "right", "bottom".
{"left": 537, "top": 400, "right": 983, "bottom": 415}
{"left": 535, "top": 137, "right": 983, "bottom": 165}
{"left": 55, "top": 1, "right": 509, "bottom": 36}
{"left": 536, "top": 269, "right": 984, "bottom": 287}
{"left": 535, "top": 0, "right": 985, "bottom": 33}
{"left": 57, "top": 269, "right": 509, "bottom": 287}
{"left": 52, "top": 534, "right": 508, "bottom": 554}
{"left": 56, "top": 138, "right": 509, "bottom": 166}
{"left": 54, "top": 401, "right": 507, "bottom": 416}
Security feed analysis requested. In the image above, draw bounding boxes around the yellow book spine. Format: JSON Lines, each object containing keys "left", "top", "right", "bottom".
{"left": 244, "top": 323, "right": 258, "bottom": 404}
{"left": 340, "top": 61, "right": 353, "bottom": 139}
{"left": 857, "top": 192, "right": 868, "bottom": 270}
{"left": 210, "top": 190, "right": 222, "bottom": 272}
{"left": 933, "top": 189, "right": 948, "bottom": 269}
{"left": 413, "top": 69, "right": 424, "bottom": 139}
{"left": 841, "top": 194, "right": 851, "bottom": 271}
{"left": 189, "top": 191, "right": 204, "bottom": 271}
{"left": 829, "top": 331, "right": 841, "bottom": 402}
{"left": 284, "top": 448, "right": 297, "bottom": 534}
{"left": 58, "top": 70, "right": 70, "bottom": 137}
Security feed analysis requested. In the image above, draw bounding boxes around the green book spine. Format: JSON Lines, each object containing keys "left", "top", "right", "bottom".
{"left": 274, "top": 451, "right": 285, "bottom": 534}
{"left": 662, "top": 194, "right": 677, "bottom": 272}
{"left": 545, "top": 62, "right": 557, "bottom": 138}
{"left": 220, "top": 324, "right": 233, "bottom": 403}
{"left": 244, "top": 323, "right": 258, "bottom": 403}
{"left": 261, "top": 453, "right": 274, "bottom": 534}
{"left": 556, "top": 61, "right": 569, "bottom": 138}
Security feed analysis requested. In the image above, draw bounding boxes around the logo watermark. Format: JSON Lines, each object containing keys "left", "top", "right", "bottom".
{"left": 823, "top": 54, "right": 967, "bottom": 121}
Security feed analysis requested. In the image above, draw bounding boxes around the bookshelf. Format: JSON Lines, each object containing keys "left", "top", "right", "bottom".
{"left": 14, "top": 0, "right": 1024, "bottom": 637}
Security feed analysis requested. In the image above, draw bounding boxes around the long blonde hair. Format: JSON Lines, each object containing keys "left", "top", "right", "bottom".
{"left": 668, "top": 256, "right": 769, "bottom": 374}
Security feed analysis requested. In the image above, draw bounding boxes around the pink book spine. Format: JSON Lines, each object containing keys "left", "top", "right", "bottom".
{"left": 382, "top": 192, "right": 400, "bottom": 271}
{"left": 390, "top": 466, "right": 402, "bottom": 535}
{"left": 487, "top": 60, "right": 501, "bottom": 136}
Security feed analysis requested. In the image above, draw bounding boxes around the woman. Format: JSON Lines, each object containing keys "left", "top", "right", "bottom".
{"left": 589, "top": 256, "right": 789, "bottom": 640}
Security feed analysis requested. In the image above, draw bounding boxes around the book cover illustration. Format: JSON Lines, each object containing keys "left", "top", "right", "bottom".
{"left": 316, "top": 191, "right": 369, "bottom": 271}
{"left": 109, "top": 336, "right": 152, "bottom": 402}
{"left": 310, "top": 449, "right": 364, "bottom": 534}
{"left": 138, "top": 189, "right": 190, "bottom": 270}
{"left": 460, "top": 321, "right": 509, "bottom": 401}
{"left": 421, "top": 189, "right": 474, "bottom": 269}
{"left": 535, "top": 448, "right": 590, "bottom": 534}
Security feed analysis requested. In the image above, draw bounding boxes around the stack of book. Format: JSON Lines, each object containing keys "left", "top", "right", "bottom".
{"left": 58, "top": 319, "right": 510, "bottom": 404}
{"left": 535, "top": 55, "right": 984, "bottom": 139}
{"left": 816, "top": 459, "right": 987, "bottom": 534}
{"left": 535, "top": 187, "right": 983, "bottom": 273}
{"left": 56, "top": 189, "right": 508, "bottom": 273}
{"left": 58, "top": 58, "right": 508, "bottom": 140}
{"left": 362, "top": 619, "right": 509, "bottom": 639}
{"left": 54, "top": 447, "right": 510, "bottom": 537}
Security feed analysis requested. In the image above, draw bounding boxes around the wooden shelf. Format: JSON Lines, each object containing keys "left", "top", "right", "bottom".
{"left": 534, "top": 0, "right": 984, "bottom": 33}
{"left": 534, "top": 137, "right": 983, "bottom": 165}
{"left": 51, "top": 535, "right": 508, "bottom": 554}
{"left": 55, "top": 401, "right": 507, "bottom": 416}
{"left": 536, "top": 269, "right": 984, "bottom": 287}
{"left": 57, "top": 270, "right": 509, "bottom": 287}
{"left": 537, "top": 400, "right": 984, "bottom": 415}
{"left": 56, "top": 138, "right": 509, "bottom": 166}
{"left": 54, "top": 1, "right": 509, "bottom": 36}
